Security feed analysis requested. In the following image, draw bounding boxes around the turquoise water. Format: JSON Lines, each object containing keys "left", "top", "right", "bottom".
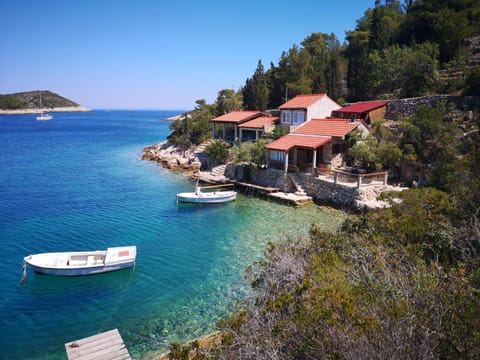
{"left": 0, "top": 111, "right": 345, "bottom": 359}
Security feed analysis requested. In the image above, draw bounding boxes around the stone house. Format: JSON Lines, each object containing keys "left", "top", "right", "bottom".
{"left": 265, "top": 118, "right": 370, "bottom": 174}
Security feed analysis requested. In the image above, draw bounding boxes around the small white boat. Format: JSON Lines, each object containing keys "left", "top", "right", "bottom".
{"left": 23, "top": 246, "right": 136, "bottom": 276}
{"left": 176, "top": 188, "right": 237, "bottom": 203}
{"left": 36, "top": 91, "right": 53, "bottom": 121}
{"left": 36, "top": 112, "right": 53, "bottom": 121}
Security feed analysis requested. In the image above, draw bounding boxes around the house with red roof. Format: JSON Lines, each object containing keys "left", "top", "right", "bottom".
{"left": 331, "top": 100, "right": 388, "bottom": 125}
{"left": 279, "top": 94, "right": 341, "bottom": 131}
{"left": 265, "top": 118, "right": 369, "bottom": 174}
{"left": 210, "top": 110, "right": 264, "bottom": 142}
{"left": 237, "top": 115, "right": 279, "bottom": 142}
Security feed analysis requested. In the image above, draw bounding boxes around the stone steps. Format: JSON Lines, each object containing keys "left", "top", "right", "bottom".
{"left": 289, "top": 173, "right": 307, "bottom": 196}
{"left": 210, "top": 164, "right": 226, "bottom": 177}
{"left": 193, "top": 140, "right": 213, "bottom": 155}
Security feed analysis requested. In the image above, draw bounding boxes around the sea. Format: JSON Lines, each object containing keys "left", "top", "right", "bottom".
{"left": 0, "top": 110, "right": 346, "bottom": 359}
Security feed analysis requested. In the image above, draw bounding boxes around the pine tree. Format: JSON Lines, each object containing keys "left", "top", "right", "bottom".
{"left": 242, "top": 60, "right": 269, "bottom": 111}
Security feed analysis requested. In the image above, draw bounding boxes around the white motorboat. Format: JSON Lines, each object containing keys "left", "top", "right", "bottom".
{"left": 176, "top": 188, "right": 237, "bottom": 203}
{"left": 23, "top": 246, "right": 136, "bottom": 277}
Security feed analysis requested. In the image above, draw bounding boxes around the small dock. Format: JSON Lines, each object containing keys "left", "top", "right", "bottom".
{"left": 65, "top": 328, "right": 131, "bottom": 360}
{"left": 234, "top": 181, "right": 280, "bottom": 194}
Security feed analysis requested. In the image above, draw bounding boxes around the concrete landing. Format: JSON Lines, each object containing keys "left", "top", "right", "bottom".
{"left": 266, "top": 191, "right": 313, "bottom": 206}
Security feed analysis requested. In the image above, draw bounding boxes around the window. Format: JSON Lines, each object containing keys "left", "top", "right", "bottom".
{"left": 269, "top": 150, "right": 285, "bottom": 161}
{"left": 332, "top": 143, "right": 346, "bottom": 154}
{"left": 293, "top": 111, "right": 305, "bottom": 124}
{"left": 281, "top": 111, "right": 291, "bottom": 124}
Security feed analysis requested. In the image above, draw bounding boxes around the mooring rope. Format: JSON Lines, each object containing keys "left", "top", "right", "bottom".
{"left": 20, "top": 260, "right": 27, "bottom": 286}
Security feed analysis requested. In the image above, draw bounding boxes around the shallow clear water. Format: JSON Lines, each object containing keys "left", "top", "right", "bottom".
{"left": 0, "top": 111, "right": 346, "bottom": 359}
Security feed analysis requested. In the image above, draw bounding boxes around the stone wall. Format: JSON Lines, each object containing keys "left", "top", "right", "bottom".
{"left": 291, "top": 172, "right": 359, "bottom": 208}
{"left": 226, "top": 166, "right": 368, "bottom": 208}
{"left": 386, "top": 95, "right": 480, "bottom": 120}
{"left": 225, "top": 164, "right": 289, "bottom": 189}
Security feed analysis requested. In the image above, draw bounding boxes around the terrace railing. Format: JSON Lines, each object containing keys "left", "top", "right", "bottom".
{"left": 330, "top": 169, "right": 389, "bottom": 189}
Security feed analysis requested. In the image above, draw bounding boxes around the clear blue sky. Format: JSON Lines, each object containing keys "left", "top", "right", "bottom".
{"left": 0, "top": 0, "right": 375, "bottom": 110}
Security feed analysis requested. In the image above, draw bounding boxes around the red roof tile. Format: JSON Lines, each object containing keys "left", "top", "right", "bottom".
{"left": 265, "top": 134, "right": 331, "bottom": 151}
{"left": 279, "top": 94, "right": 326, "bottom": 109}
{"left": 238, "top": 116, "right": 278, "bottom": 129}
{"left": 334, "top": 100, "right": 388, "bottom": 114}
{"left": 211, "top": 111, "right": 262, "bottom": 124}
{"left": 294, "top": 118, "right": 363, "bottom": 138}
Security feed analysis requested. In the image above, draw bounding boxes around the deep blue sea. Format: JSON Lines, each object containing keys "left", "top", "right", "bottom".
{"left": 0, "top": 110, "right": 345, "bottom": 359}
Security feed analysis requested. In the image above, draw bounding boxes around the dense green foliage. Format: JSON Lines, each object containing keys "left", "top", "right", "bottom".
{"left": 399, "top": 102, "right": 463, "bottom": 189}
{"left": 0, "top": 95, "right": 27, "bottom": 109}
{"left": 168, "top": 100, "right": 215, "bottom": 150}
{"left": 204, "top": 140, "right": 230, "bottom": 165}
{"left": 230, "top": 139, "right": 268, "bottom": 168}
{"left": 348, "top": 121, "right": 404, "bottom": 171}
{"left": 243, "top": 61, "right": 269, "bottom": 111}
{"left": 345, "top": 0, "right": 480, "bottom": 100}
{"left": 167, "top": 87, "right": 244, "bottom": 150}
{"left": 214, "top": 89, "right": 243, "bottom": 117}
{"left": 216, "top": 179, "right": 480, "bottom": 358}
{"left": 0, "top": 90, "right": 79, "bottom": 110}
{"left": 347, "top": 102, "right": 474, "bottom": 187}
{"left": 239, "top": 0, "right": 480, "bottom": 109}
{"left": 263, "top": 32, "right": 346, "bottom": 108}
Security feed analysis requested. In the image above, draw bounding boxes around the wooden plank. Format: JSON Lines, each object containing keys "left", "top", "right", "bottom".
{"left": 199, "top": 183, "right": 234, "bottom": 189}
{"left": 235, "top": 181, "right": 280, "bottom": 193}
{"left": 65, "top": 328, "right": 131, "bottom": 360}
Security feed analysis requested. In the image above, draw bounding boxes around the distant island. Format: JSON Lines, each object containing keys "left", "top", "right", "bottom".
{"left": 0, "top": 90, "right": 91, "bottom": 114}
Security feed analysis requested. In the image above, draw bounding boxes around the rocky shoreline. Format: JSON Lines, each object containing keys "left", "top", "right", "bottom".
{"left": 0, "top": 106, "right": 92, "bottom": 115}
{"left": 142, "top": 141, "right": 202, "bottom": 172}
{"left": 142, "top": 141, "right": 407, "bottom": 209}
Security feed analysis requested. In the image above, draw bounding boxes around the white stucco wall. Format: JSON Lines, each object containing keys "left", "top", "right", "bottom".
{"left": 306, "top": 96, "right": 341, "bottom": 120}
{"left": 356, "top": 123, "right": 370, "bottom": 138}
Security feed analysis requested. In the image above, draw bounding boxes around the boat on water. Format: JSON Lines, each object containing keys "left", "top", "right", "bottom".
{"left": 36, "top": 112, "right": 53, "bottom": 121}
{"left": 176, "top": 181, "right": 237, "bottom": 204}
{"left": 177, "top": 189, "right": 237, "bottom": 203}
{"left": 36, "top": 91, "right": 53, "bottom": 121}
{"left": 23, "top": 246, "right": 136, "bottom": 276}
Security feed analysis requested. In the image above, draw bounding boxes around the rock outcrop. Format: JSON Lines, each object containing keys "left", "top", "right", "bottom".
{"left": 142, "top": 142, "right": 202, "bottom": 172}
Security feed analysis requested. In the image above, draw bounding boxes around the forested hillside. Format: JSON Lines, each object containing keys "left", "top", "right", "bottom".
{"left": 240, "top": 0, "right": 480, "bottom": 110}
{"left": 0, "top": 90, "right": 79, "bottom": 110}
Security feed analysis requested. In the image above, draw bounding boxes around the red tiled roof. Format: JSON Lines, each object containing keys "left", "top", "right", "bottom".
{"left": 265, "top": 134, "right": 331, "bottom": 151}
{"left": 211, "top": 111, "right": 262, "bottom": 124}
{"left": 334, "top": 101, "right": 388, "bottom": 114}
{"left": 294, "top": 118, "right": 364, "bottom": 138}
{"left": 279, "top": 94, "right": 326, "bottom": 109}
{"left": 238, "top": 116, "right": 278, "bottom": 129}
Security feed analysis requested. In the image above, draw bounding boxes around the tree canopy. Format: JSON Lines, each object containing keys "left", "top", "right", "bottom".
{"left": 238, "top": 0, "right": 480, "bottom": 107}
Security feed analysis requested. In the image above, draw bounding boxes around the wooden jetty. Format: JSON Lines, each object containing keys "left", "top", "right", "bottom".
{"left": 65, "top": 328, "right": 131, "bottom": 360}
{"left": 234, "top": 181, "right": 280, "bottom": 194}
